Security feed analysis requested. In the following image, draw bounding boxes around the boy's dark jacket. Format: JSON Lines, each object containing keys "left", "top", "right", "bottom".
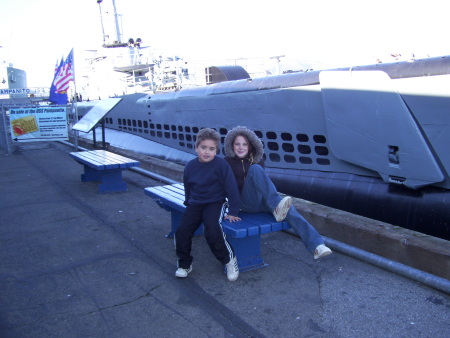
{"left": 223, "top": 126, "right": 265, "bottom": 194}
{"left": 183, "top": 156, "right": 241, "bottom": 216}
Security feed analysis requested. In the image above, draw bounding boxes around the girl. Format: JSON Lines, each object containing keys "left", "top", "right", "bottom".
{"left": 224, "top": 126, "right": 332, "bottom": 259}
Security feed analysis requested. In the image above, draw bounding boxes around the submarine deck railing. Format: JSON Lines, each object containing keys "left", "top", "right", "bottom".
{"left": 61, "top": 140, "right": 450, "bottom": 295}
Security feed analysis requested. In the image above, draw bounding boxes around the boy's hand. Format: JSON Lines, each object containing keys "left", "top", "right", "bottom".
{"left": 225, "top": 215, "right": 241, "bottom": 222}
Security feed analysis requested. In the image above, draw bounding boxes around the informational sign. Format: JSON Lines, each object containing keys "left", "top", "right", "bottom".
{"left": 9, "top": 106, "right": 68, "bottom": 142}
{"left": 72, "top": 98, "right": 121, "bottom": 132}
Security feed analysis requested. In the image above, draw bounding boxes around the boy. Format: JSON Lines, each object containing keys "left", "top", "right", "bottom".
{"left": 175, "top": 128, "right": 242, "bottom": 281}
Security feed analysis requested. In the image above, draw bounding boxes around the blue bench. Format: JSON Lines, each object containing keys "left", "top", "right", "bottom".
{"left": 70, "top": 150, "right": 140, "bottom": 193}
{"left": 144, "top": 183, "right": 291, "bottom": 272}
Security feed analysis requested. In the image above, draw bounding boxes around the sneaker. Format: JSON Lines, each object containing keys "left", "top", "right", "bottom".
{"left": 272, "top": 196, "right": 292, "bottom": 222}
{"left": 225, "top": 256, "right": 239, "bottom": 281}
{"left": 314, "top": 244, "right": 332, "bottom": 259}
{"left": 175, "top": 265, "right": 193, "bottom": 278}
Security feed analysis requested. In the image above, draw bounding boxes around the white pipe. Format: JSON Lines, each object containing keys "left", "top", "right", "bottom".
{"left": 323, "top": 237, "right": 450, "bottom": 295}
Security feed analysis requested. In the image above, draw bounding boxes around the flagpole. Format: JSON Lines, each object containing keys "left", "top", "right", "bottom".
{"left": 71, "top": 48, "right": 79, "bottom": 150}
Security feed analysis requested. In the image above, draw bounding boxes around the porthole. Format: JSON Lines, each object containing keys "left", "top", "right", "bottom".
{"left": 219, "top": 128, "right": 228, "bottom": 135}
{"left": 315, "top": 146, "right": 329, "bottom": 156}
{"left": 281, "top": 133, "right": 292, "bottom": 141}
{"left": 266, "top": 131, "right": 277, "bottom": 140}
{"left": 298, "top": 145, "right": 311, "bottom": 154}
{"left": 268, "top": 142, "right": 279, "bottom": 151}
{"left": 284, "top": 155, "right": 296, "bottom": 163}
{"left": 317, "top": 158, "right": 330, "bottom": 165}
{"left": 269, "top": 153, "right": 280, "bottom": 162}
{"left": 297, "top": 134, "right": 309, "bottom": 142}
{"left": 282, "top": 143, "right": 294, "bottom": 152}
{"left": 254, "top": 130, "right": 263, "bottom": 138}
{"left": 299, "top": 157, "right": 313, "bottom": 164}
{"left": 313, "top": 135, "right": 326, "bottom": 143}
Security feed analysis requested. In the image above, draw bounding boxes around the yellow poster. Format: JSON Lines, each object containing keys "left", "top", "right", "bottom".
{"left": 11, "top": 115, "right": 39, "bottom": 136}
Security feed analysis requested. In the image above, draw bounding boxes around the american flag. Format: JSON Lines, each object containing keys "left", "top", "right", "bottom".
{"left": 54, "top": 58, "right": 61, "bottom": 75}
{"left": 53, "top": 49, "right": 74, "bottom": 93}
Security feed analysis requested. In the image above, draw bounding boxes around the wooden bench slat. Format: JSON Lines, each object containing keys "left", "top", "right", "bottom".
{"left": 70, "top": 150, "right": 140, "bottom": 170}
{"left": 248, "top": 213, "right": 289, "bottom": 232}
{"left": 144, "top": 187, "right": 186, "bottom": 213}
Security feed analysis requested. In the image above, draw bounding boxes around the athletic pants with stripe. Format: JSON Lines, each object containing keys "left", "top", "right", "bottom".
{"left": 175, "top": 201, "right": 234, "bottom": 269}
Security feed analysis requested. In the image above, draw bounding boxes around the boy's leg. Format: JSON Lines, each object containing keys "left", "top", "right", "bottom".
{"left": 240, "top": 164, "right": 281, "bottom": 212}
{"left": 202, "top": 202, "right": 235, "bottom": 265}
{"left": 175, "top": 204, "right": 203, "bottom": 269}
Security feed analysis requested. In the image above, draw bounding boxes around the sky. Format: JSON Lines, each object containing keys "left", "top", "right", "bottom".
{"left": 1, "top": 0, "right": 450, "bottom": 88}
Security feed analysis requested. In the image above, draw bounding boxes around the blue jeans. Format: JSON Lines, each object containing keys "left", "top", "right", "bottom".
{"left": 240, "top": 165, "right": 324, "bottom": 253}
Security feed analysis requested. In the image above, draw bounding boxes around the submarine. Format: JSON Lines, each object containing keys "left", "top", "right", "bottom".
{"left": 75, "top": 55, "right": 450, "bottom": 241}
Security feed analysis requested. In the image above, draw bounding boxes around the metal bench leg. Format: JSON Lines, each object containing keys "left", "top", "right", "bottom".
{"left": 81, "top": 165, "right": 101, "bottom": 182}
{"left": 98, "top": 169, "right": 127, "bottom": 194}
{"left": 227, "top": 235, "right": 268, "bottom": 272}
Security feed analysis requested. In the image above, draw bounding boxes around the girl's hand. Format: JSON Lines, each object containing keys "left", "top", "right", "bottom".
{"left": 225, "top": 215, "right": 241, "bottom": 222}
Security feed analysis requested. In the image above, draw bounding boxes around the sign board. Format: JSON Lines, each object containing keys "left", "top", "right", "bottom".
{"left": 0, "top": 87, "right": 49, "bottom": 95}
{"left": 72, "top": 98, "right": 122, "bottom": 133}
{"left": 9, "top": 106, "right": 68, "bottom": 142}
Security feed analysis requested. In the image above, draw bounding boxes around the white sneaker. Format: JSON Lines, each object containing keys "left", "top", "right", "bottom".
{"left": 314, "top": 244, "right": 332, "bottom": 259}
{"left": 273, "top": 196, "right": 292, "bottom": 222}
{"left": 225, "top": 256, "right": 239, "bottom": 281}
{"left": 175, "top": 265, "right": 193, "bottom": 278}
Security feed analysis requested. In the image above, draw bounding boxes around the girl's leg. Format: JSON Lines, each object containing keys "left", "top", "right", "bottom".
{"left": 240, "top": 165, "right": 329, "bottom": 256}
{"left": 285, "top": 206, "right": 324, "bottom": 253}
{"left": 240, "top": 164, "right": 282, "bottom": 213}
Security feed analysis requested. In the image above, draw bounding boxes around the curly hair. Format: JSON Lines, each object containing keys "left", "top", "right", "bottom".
{"left": 195, "top": 128, "right": 220, "bottom": 152}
